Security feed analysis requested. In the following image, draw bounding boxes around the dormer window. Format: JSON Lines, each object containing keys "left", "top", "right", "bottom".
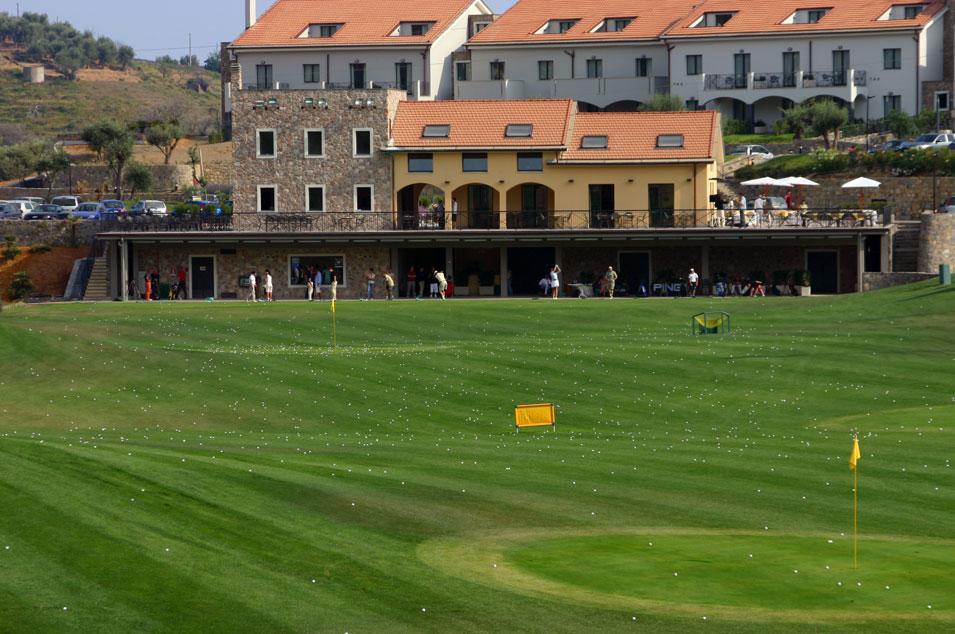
{"left": 535, "top": 19, "right": 580, "bottom": 35}
{"left": 782, "top": 8, "right": 831, "bottom": 24}
{"left": 505, "top": 124, "right": 533, "bottom": 138}
{"left": 592, "top": 17, "right": 634, "bottom": 33}
{"left": 656, "top": 134, "right": 684, "bottom": 148}
{"left": 392, "top": 21, "right": 435, "bottom": 36}
{"left": 422, "top": 124, "right": 450, "bottom": 138}
{"left": 879, "top": 4, "right": 926, "bottom": 20}
{"left": 580, "top": 135, "right": 608, "bottom": 149}
{"left": 691, "top": 12, "right": 737, "bottom": 28}
{"left": 307, "top": 23, "right": 341, "bottom": 38}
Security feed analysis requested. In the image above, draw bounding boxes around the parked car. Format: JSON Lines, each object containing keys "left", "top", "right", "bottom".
{"left": 2, "top": 201, "right": 34, "bottom": 218}
{"left": 24, "top": 204, "right": 68, "bottom": 220}
{"left": 101, "top": 199, "right": 128, "bottom": 218}
{"left": 14, "top": 196, "right": 45, "bottom": 206}
{"left": 0, "top": 202, "right": 23, "bottom": 219}
{"left": 748, "top": 196, "right": 789, "bottom": 210}
{"left": 937, "top": 196, "right": 955, "bottom": 213}
{"left": 901, "top": 132, "right": 955, "bottom": 150}
{"left": 730, "top": 145, "right": 774, "bottom": 159}
{"left": 71, "top": 202, "right": 107, "bottom": 220}
{"left": 50, "top": 196, "right": 82, "bottom": 213}
{"left": 130, "top": 200, "right": 168, "bottom": 216}
{"left": 869, "top": 140, "right": 907, "bottom": 154}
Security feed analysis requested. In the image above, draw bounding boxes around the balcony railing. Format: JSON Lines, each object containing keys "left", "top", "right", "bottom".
{"left": 86, "top": 208, "right": 888, "bottom": 234}
{"left": 753, "top": 72, "right": 798, "bottom": 89}
{"left": 704, "top": 69, "right": 866, "bottom": 91}
{"left": 704, "top": 73, "right": 748, "bottom": 90}
{"left": 803, "top": 71, "right": 846, "bottom": 88}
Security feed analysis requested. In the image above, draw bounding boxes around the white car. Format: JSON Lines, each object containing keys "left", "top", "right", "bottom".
{"left": 14, "top": 196, "right": 45, "bottom": 206}
{"left": 902, "top": 132, "right": 955, "bottom": 150}
{"left": 50, "top": 196, "right": 82, "bottom": 213}
{"left": 130, "top": 200, "right": 168, "bottom": 216}
{"left": 730, "top": 144, "right": 774, "bottom": 159}
{"left": 3, "top": 201, "right": 34, "bottom": 218}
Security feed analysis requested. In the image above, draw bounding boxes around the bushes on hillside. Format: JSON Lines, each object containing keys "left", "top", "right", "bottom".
{"left": 737, "top": 147, "right": 955, "bottom": 179}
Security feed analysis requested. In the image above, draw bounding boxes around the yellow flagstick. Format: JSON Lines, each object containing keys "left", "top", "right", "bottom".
{"left": 849, "top": 436, "right": 862, "bottom": 569}
{"left": 331, "top": 299, "right": 337, "bottom": 352}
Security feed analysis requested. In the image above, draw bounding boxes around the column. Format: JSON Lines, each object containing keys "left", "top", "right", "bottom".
{"left": 120, "top": 239, "right": 129, "bottom": 302}
{"left": 500, "top": 247, "right": 509, "bottom": 297}
{"left": 881, "top": 231, "right": 891, "bottom": 273}
{"left": 856, "top": 234, "right": 865, "bottom": 293}
{"left": 497, "top": 188, "right": 507, "bottom": 229}
{"left": 444, "top": 189, "right": 453, "bottom": 230}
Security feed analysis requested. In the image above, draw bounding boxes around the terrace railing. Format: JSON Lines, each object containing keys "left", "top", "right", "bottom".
{"left": 85, "top": 208, "right": 890, "bottom": 233}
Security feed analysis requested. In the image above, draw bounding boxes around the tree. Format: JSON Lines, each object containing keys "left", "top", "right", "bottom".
{"left": 145, "top": 122, "right": 184, "bottom": 164}
{"left": 638, "top": 94, "right": 686, "bottom": 112}
{"left": 187, "top": 145, "right": 201, "bottom": 183}
{"left": 124, "top": 163, "right": 153, "bottom": 200}
{"left": 179, "top": 54, "right": 199, "bottom": 67}
{"left": 82, "top": 122, "right": 134, "bottom": 194}
{"left": 82, "top": 121, "right": 125, "bottom": 161}
{"left": 34, "top": 146, "right": 71, "bottom": 197}
{"left": 116, "top": 45, "right": 135, "bottom": 70}
{"left": 95, "top": 36, "right": 117, "bottom": 67}
{"left": 777, "top": 103, "right": 812, "bottom": 140}
{"left": 807, "top": 99, "right": 848, "bottom": 149}
{"left": 883, "top": 109, "right": 914, "bottom": 140}
{"left": 203, "top": 50, "right": 221, "bottom": 73}
{"left": 54, "top": 46, "right": 84, "bottom": 79}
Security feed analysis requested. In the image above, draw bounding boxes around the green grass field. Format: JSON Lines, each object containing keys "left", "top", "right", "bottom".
{"left": 0, "top": 284, "right": 953, "bottom": 632}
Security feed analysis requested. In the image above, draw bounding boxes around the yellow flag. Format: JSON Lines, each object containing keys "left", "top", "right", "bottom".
{"left": 331, "top": 299, "right": 336, "bottom": 314}
{"left": 849, "top": 437, "right": 861, "bottom": 471}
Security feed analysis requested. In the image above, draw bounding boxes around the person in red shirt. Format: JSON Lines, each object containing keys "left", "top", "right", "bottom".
{"left": 785, "top": 190, "right": 793, "bottom": 210}
{"left": 177, "top": 267, "right": 187, "bottom": 299}
{"left": 406, "top": 266, "right": 417, "bottom": 299}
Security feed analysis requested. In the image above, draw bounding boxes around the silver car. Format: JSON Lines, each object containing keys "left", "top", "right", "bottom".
{"left": 0, "top": 202, "right": 22, "bottom": 219}
{"left": 130, "top": 200, "right": 168, "bottom": 216}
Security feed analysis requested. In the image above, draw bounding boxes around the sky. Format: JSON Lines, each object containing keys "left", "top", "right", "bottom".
{"left": 0, "top": 0, "right": 515, "bottom": 60}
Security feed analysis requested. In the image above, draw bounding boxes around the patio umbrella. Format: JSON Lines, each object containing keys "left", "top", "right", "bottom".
{"left": 779, "top": 176, "right": 819, "bottom": 206}
{"left": 740, "top": 177, "right": 792, "bottom": 187}
{"left": 841, "top": 177, "right": 881, "bottom": 209}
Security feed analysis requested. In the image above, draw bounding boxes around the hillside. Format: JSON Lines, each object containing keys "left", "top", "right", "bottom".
{"left": 0, "top": 52, "right": 221, "bottom": 138}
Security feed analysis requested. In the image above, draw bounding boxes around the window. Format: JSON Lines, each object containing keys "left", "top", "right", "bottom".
{"left": 490, "top": 61, "right": 505, "bottom": 80}
{"left": 408, "top": 153, "right": 433, "bottom": 172}
{"left": 411, "top": 23, "right": 428, "bottom": 36}
{"left": 256, "top": 129, "right": 276, "bottom": 158}
{"left": 538, "top": 60, "right": 554, "bottom": 80}
{"left": 685, "top": 98, "right": 699, "bottom": 110}
{"left": 473, "top": 21, "right": 489, "bottom": 35}
{"left": 692, "top": 12, "right": 736, "bottom": 27}
{"left": 303, "top": 64, "right": 321, "bottom": 83}
{"left": 462, "top": 152, "right": 488, "bottom": 172}
{"left": 884, "top": 48, "right": 902, "bottom": 70}
{"left": 422, "top": 124, "right": 450, "bottom": 138}
{"left": 304, "top": 129, "right": 324, "bottom": 158}
{"left": 883, "top": 94, "right": 902, "bottom": 114}
{"left": 937, "top": 92, "right": 950, "bottom": 111}
{"left": 580, "top": 135, "right": 608, "bottom": 149}
{"left": 290, "top": 255, "right": 343, "bottom": 287}
{"left": 586, "top": 59, "right": 603, "bottom": 78}
{"left": 255, "top": 64, "right": 273, "bottom": 89}
{"left": 306, "top": 185, "right": 325, "bottom": 212}
{"left": 353, "top": 129, "right": 373, "bottom": 157}
{"left": 806, "top": 9, "right": 825, "bottom": 23}
{"left": 350, "top": 63, "right": 366, "bottom": 89}
{"left": 308, "top": 23, "right": 340, "bottom": 38}
{"left": 395, "top": 62, "right": 412, "bottom": 91}
{"left": 635, "top": 58, "right": 651, "bottom": 77}
{"left": 517, "top": 152, "right": 543, "bottom": 172}
{"left": 686, "top": 55, "right": 702, "bottom": 75}
{"left": 354, "top": 185, "right": 374, "bottom": 212}
{"left": 656, "top": 134, "right": 684, "bottom": 148}
{"left": 558, "top": 20, "right": 576, "bottom": 33}
{"left": 904, "top": 5, "right": 923, "bottom": 19}
{"left": 505, "top": 124, "right": 533, "bottom": 137}
{"left": 257, "top": 185, "right": 276, "bottom": 212}
{"left": 714, "top": 13, "right": 734, "bottom": 26}
{"left": 607, "top": 17, "right": 633, "bottom": 32}
{"left": 456, "top": 62, "right": 471, "bottom": 81}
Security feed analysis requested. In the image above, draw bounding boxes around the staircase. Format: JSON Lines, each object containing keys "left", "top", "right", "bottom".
{"left": 82, "top": 255, "right": 110, "bottom": 300}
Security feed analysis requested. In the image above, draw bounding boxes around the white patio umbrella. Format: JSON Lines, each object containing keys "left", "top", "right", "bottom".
{"left": 740, "top": 176, "right": 792, "bottom": 187}
{"left": 841, "top": 177, "right": 881, "bottom": 208}
{"left": 779, "top": 176, "right": 819, "bottom": 206}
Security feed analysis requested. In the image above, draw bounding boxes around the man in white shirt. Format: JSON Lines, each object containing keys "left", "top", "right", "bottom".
{"left": 688, "top": 268, "right": 700, "bottom": 297}
{"left": 737, "top": 195, "right": 747, "bottom": 226}
{"left": 264, "top": 270, "right": 274, "bottom": 302}
{"left": 752, "top": 195, "right": 765, "bottom": 227}
{"left": 247, "top": 270, "right": 257, "bottom": 302}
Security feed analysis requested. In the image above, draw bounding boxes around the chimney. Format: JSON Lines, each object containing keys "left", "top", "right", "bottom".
{"left": 246, "top": 0, "right": 257, "bottom": 30}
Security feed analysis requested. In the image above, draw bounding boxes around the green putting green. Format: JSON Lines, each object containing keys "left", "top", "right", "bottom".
{"left": 507, "top": 532, "right": 955, "bottom": 617}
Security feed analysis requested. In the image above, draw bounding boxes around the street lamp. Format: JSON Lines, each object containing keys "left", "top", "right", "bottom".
{"left": 68, "top": 162, "right": 75, "bottom": 195}
{"left": 864, "top": 95, "right": 875, "bottom": 153}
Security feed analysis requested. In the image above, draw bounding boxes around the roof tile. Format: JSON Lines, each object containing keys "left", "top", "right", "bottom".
{"left": 562, "top": 111, "right": 717, "bottom": 161}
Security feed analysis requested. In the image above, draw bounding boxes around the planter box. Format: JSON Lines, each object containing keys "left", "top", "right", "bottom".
{"left": 797, "top": 285, "right": 811, "bottom": 296}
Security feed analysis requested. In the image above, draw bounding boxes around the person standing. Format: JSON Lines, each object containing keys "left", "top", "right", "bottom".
{"left": 406, "top": 266, "right": 417, "bottom": 299}
{"left": 435, "top": 269, "right": 448, "bottom": 300}
{"left": 549, "top": 265, "right": 561, "bottom": 299}
{"left": 177, "top": 267, "right": 187, "bottom": 299}
{"left": 429, "top": 268, "right": 438, "bottom": 299}
{"left": 247, "top": 270, "right": 257, "bottom": 302}
{"left": 306, "top": 272, "right": 315, "bottom": 301}
{"left": 738, "top": 194, "right": 747, "bottom": 226}
{"left": 605, "top": 266, "right": 618, "bottom": 299}
{"left": 752, "top": 195, "right": 765, "bottom": 227}
{"left": 151, "top": 270, "right": 160, "bottom": 301}
{"left": 313, "top": 269, "right": 323, "bottom": 300}
{"left": 785, "top": 190, "right": 794, "bottom": 210}
{"left": 365, "top": 269, "right": 376, "bottom": 300}
{"left": 688, "top": 268, "right": 700, "bottom": 297}
{"left": 451, "top": 197, "right": 459, "bottom": 228}
{"left": 144, "top": 273, "right": 152, "bottom": 302}
{"left": 417, "top": 266, "right": 426, "bottom": 299}
{"left": 264, "top": 270, "right": 274, "bottom": 302}
{"left": 331, "top": 274, "right": 338, "bottom": 301}
{"left": 383, "top": 270, "right": 395, "bottom": 300}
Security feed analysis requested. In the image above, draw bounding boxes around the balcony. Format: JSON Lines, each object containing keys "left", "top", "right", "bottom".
{"left": 701, "top": 69, "right": 867, "bottom": 99}
{"left": 242, "top": 79, "right": 431, "bottom": 99}
{"left": 455, "top": 76, "right": 669, "bottom": 108}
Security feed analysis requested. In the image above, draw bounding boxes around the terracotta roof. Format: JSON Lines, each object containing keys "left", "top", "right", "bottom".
{"left": 469, "top": 0, "right": 699, "bottom": 45}
{"left": 561, "top": 111, "right": 718, "bottom": 162}
{"left": 665, "top": 0, "right": 945, "bottom": 38}
{"left": 232, "top": 0, "right": 479, "bottom": 48}
{"left": 389, "top": 100, "right": 575, "bottom": 149}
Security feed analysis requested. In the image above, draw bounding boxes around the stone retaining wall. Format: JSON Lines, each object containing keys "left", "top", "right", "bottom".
{"left": 862, "top": 272, "right": 936, "bottom": 292}
{"left": 0, "top": 220, "right": 99, "bottom": 247}
{"left": 918, "top": 212, "right": 955, "bottom": 272}
{"left": 892, "top": 220, "right": 922, "bottom": 272}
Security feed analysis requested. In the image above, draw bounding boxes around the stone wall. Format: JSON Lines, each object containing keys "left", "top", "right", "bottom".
{"left": 892, "top": 220, "right": 922, "bottom": 271}
{"left": 918, "top": 211, "right": 955, "bottom": 272}
{"left": 231, "top": 84, "right": 404, "bottom": 220}
{"left": 0, "top": 220, "right": 100, "bottom": 247}
{"left": 863, "top": 272, "right": 936, "bottom": 291}
{"left": 806, "top": 176, "right": 955, "bottom": 220}
{"left": 132, "top": 243, "right": 391, "bottom": 300}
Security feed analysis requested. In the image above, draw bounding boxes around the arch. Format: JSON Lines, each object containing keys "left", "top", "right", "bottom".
{"left": 704, "top": 97, "right": 752, "bottom": 130}
{"left": 576, "top": 101, "right": 601, "bottom": 113}
{"left": 504, "top": 183, "right": 556, "bottom": 229}
{"left": 604, "top": 100, "right": 642, "bottom": 113}
{"left": 450, "top": 182, "right": 501, "bottom": 229}
{"left": 751, "top": 96, "right": 795, "bottom": 128}
{"left": 397, "top": 183, "right": 445, "bottom": 230}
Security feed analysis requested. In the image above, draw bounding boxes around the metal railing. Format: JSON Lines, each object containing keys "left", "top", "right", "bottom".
{"left": 804, "top": 71, "right": 847, "bottom": 88}
{"left": 704, "top": 74, "right": 748, "bottom": 90}
{"left": 753, "top": 72, "right": 798, "bottom": 89}
{"left": 86, "top": 208, "right": 888, "bottom": 233}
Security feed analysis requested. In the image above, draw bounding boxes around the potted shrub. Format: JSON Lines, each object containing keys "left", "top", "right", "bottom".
{"left": 796, "top": 269, "right": 812, "bottom": 296}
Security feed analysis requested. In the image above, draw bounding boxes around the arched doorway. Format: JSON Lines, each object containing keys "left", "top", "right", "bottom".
{"left": 450, "top": 183, "right": 500, "bottom": 229}
{"left": 505, "top": 183, "right": 555, "bottom": 229}
{"left": 604, "top": 100, "right": 642, "bottom": 112}
{"left": 577, "top": 101, "right": 601, "bottom": 112}
{"left": 704, "top": 97, "right": 751, "bottom": 130}
{"left": 752, "top": 96, "right": 794, "bottom": 129}
{"left": 397, "top": 183, "right": 444, "bottom": 229}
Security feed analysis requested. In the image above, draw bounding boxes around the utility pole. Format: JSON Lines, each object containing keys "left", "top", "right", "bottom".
{"left": 188, "top": 33, "right": 192, "bottom": 64}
